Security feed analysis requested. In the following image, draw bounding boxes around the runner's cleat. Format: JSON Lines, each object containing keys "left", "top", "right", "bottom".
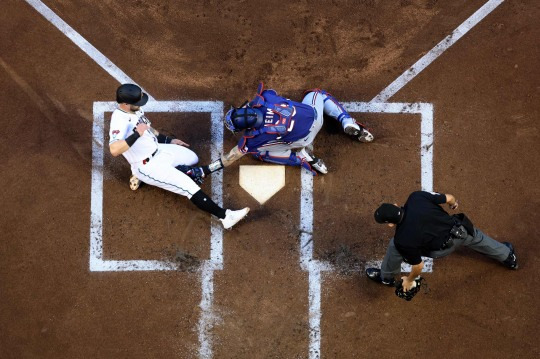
{"left": 220, "top": 207, "right": 250, "bottom": 229}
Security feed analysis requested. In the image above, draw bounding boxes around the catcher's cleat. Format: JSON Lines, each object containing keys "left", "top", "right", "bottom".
{"left": 344, "top": 123, "right": 374, "bottom": 143}
{"left": 366, "top": 268, "right": 395, "bottom": 286}
{"left": 299, "top": 147, "right": 328, "bottom": 175}
{"left": 129, "top": 175, "right": 142, "bottom": 191}
{"left": 220, "top": 207, "right": 250, "bottom": 230}
{"left": 309, "top": 157, "right": 328, "bottom": 174}
{"left": 502, "top": 242, "right": 518, "bottom": 269}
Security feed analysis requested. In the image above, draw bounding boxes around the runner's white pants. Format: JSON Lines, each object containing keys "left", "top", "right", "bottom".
{"left": 131, "top": 144, "right": 200, "bottom": 198}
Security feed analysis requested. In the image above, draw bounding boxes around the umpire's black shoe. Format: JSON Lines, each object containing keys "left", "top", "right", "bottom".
{"left": 366, "top": 268, "right": 395, "bottom": 286}
{"left": 502, "top": 242, "right": 518, "bottom": 270}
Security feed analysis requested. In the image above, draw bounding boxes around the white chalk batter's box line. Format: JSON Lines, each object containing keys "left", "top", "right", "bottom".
{"left": 302, "top": 102, "right": 435, "bottom": 359}
{"left": 90, "top": 101, "right": 225, "bottom": 272}
{"left": 295, "top": 101, "right": 436, "bottom": 359}
{"left": 301, "top": 102, "right": 435, "bottom": 275}
{"left": 347, "top": 102, "right": 435, "bottom": 272}
{"left": 90, "top": 101, "right": 225, "bottom": 358}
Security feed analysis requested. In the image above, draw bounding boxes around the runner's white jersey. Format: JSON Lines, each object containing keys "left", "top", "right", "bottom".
{"left": 109, "top": 108, "right": 158, "bottom": 164}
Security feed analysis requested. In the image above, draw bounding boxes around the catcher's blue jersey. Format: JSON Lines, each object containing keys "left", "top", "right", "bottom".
{"left": 237, "top": 90, "right": 316, "bottom": 154}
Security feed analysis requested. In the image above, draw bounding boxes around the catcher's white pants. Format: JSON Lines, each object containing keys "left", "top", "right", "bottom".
{"left": 253, "top": 91, "right": 330, "bottom": 157}
{"left": 131, "top": 144, "right": 200, "bottom": 199}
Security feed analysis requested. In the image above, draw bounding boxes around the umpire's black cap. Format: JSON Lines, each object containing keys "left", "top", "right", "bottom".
{"left": 374, "top": 203, "right": 404, "bottom": 224}
{"left": 116, "top": 84, "right": 149, "bottom": 106}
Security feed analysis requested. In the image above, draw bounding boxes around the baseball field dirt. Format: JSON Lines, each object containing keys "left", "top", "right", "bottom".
{"left": 1, "top": 0, "right": 539, "bottom": 358}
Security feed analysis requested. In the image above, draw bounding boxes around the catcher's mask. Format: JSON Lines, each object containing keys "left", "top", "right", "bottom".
{"left": 225, "top": 105, "right": 263, "bottom": 132}
{"left": 116, "top": 83, "right": 148, "bottom": 106}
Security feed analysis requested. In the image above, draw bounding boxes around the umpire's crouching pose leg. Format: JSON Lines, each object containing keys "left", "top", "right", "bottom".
{"left": 366, "top": 191, "right": 518, "bottom": 292}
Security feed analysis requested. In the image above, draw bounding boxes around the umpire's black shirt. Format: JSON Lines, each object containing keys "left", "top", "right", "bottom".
{"left": 394, "top": 191, "right": 455, "bottom": 265}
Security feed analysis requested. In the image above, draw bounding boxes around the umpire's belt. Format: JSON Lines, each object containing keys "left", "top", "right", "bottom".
{"left": 142, "top": 149, "right": 158, "bottom": 165}
{"left": 440, "top": 225, "right": 468, "bottom": 250}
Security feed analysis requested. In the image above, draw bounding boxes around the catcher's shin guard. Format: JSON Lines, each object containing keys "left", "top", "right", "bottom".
{"left": 254, "top": 151, "right": 319, "bottom": 175}
{"left": 311, "top": 89, "right": 354, "bottom": 126}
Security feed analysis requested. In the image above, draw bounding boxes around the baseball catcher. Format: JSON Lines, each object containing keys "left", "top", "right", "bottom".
{"left": 180, "top": 83, "right": 374, "bottom": 181}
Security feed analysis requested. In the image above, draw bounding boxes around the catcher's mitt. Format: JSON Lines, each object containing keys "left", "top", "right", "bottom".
{"left": 395, "top": 276, "right": 425, "bottom": 301}
{"left": 176, "top": 165, "right": 205, "bottom": 185}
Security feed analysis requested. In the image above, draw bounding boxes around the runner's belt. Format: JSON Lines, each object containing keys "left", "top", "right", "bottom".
{"left": 142, "top": 149, "right": 158, "bottom": 165}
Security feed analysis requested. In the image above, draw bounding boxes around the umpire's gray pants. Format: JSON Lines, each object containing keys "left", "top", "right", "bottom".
{"left": 380, "top": 226, "right": 511, "bottom": 280}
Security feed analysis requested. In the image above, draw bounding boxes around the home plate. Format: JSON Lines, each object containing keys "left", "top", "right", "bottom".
{"left": 239, "top": 165, "right": 285, "bottom": 204}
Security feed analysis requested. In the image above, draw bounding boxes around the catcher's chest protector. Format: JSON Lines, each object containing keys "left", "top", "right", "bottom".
{"left": 247, "top": 90, "right": 313, "bottom": 139}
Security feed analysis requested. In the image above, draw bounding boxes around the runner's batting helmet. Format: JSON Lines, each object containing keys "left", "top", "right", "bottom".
{"left": 116, "top": 84, "right": 149, "bottom": 106}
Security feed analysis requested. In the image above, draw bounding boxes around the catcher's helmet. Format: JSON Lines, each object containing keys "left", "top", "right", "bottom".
{"left": 116, "top": 84, "right": 149, "bottom": 106}
{"left": 225, "top": 106, "right": 263, "bottom": 132}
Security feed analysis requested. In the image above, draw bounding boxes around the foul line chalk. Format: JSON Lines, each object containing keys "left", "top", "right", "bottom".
{"left": 24, "top": 0, "right": 154, "bottom": 100}
{"left": 371, "top": 0, "right": 504, "bottom": 102}
{"left": 90, "top": 101, "right": 223, "bottom": 359}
